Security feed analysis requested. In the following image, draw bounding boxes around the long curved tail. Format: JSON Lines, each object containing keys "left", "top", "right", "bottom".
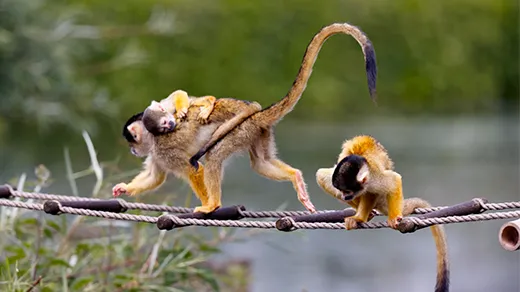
{"left": 253, "top": 22, "right": 377, "bottom": 127}
{"left": 189, "top": 22, "right": 378, "bottom": 165}
{"left": 404, "top": 198, "right": 450, "bottom": 292}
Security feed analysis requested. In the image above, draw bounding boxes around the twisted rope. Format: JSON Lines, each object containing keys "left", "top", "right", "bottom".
{"left": 1, "top": 199, "right": 519, "bottom": 231}
{"left": 6, "top": 185, "right": 520, "bottom": 219}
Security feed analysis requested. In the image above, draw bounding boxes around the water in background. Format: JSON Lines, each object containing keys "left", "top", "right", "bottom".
{"left": 2, "top": 116, "right": 519, "bottom": 292}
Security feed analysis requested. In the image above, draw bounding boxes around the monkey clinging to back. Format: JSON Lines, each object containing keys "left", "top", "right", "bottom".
{"left": 316, "top": 135, "right": 449, "bottom": 292}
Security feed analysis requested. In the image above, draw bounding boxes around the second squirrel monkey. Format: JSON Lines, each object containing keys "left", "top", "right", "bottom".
{"left": 316, "top": 135, "right": 449, "bottom": 292}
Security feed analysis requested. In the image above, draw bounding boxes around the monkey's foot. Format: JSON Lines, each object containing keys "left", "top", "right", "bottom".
{"left": 193, "top": 204, "right": 220, "bottom": 214}
{"left": 344, "top": 216, "right": 364, "bottom": 230}
{"left": 295, "top": 171, "right": 316, "bottom": 213}
{"left": 387, "top": 216, "right": 403, "bottom": 229}
{"left": 197, "top": 108, "right": 212, "bottom": 124}
{"left": 112, "top": 183, "right": 128, "bottom": 197}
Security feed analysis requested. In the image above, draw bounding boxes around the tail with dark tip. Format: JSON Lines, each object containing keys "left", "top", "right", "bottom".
{"left": 253, "top": 22, "right": 378, "bottom": 128}
{"left": 404, "top": 198, "right": 450, "bottom": 292}
{"left": 189, "top": 22, "right": 378, "bottom": 165}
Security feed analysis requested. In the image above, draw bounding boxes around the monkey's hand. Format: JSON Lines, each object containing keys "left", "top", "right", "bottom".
{"left": 197, "top": 107, "right": 212, "bottom": 124}
{"left": 175, "top": 107, "right": 188, "bottom": 120}
{"left": 299, "top": 196, "right": 316, "bottom": 213}
{"left": 112, "top": 183, "right": 128, "bottom": 197}
{"left": 387, "top": 215, "right": 403, "bottom": 229}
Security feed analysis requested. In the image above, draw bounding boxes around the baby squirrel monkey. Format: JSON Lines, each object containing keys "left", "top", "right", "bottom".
{"left": 316, "top": 135, "right": 449, "bottom": 292}
{"left": 143, "top": 22, "right": 378, "bottom": 214}
{"left": 114, "top": 90, "right": 262, "bottom": 207}
{"left": 122, "top": 90, "right": 216, "bottom": 157}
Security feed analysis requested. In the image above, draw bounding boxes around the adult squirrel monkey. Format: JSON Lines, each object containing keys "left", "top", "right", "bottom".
{"left": 113, "top": 90, "right": 261, "bottom": 198}
{"left": 316, "top": 135, "right": 449, "bottom": 292}
{"left": 143, "top": 22, "right": 378, "bottom": 214}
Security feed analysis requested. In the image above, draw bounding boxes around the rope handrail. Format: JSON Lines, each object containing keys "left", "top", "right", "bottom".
{"left": 1, "top": 198, "right": 520, "bottom": 231}
{"left": 1, "top": 189, "right": 520, "bottom": 233}
{"left": 3, "top": 183, "right": 520, "bottom": 252}
{"left": 3, "top": 184, "right": 520, "bottom": 219}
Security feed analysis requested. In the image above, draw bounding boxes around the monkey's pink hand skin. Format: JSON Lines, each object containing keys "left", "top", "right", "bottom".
{"left": 112, "top": 183, "right": 128, "bottom": 197}
{"left": 295, "top": 171, "right": 316, "bottom": 213}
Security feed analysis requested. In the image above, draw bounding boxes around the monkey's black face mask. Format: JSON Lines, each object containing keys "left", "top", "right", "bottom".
{"left": 332, "top": 155, "right": 368, "bottom": 201}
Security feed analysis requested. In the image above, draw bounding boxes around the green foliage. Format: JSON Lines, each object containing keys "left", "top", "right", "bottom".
{"left": 0, "top": 0, "right": 517, "bottom": 174}
{"left": 0, "top": 137, "right": 253, "bottom": 291}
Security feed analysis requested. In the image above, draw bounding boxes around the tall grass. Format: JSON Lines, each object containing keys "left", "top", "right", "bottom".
{"left": 0, "top": 131, "right": 254, "bottom": 292}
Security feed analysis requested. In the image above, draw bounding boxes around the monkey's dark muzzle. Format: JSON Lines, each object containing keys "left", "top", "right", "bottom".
{"left": 341, "top": 193, "right": 355, "bottom": 201}
{"left": 165, "top": 120, "right": 176, "bottom": 133}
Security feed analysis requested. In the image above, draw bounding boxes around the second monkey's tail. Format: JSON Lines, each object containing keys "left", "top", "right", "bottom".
{"left": 403, "top": 198, "right": 450, "bottom": 292}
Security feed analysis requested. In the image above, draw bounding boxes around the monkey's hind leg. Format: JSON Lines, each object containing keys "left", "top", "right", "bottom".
{"left": 187, "top": 162, "right": 212, "bottom": 213}
{"left": 196, "top": 158, "right": 224, "bottom": 214}
{"left": 384, "top": 170, "right": 404, "bottom": 229}
{"left": 249, "top": 133, "right": 316, "bottom": 213}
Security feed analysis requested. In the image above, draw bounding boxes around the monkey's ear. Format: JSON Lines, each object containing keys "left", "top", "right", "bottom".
{"left": 356, "top": 164, "right": 369, "bottom": 184}
{"left": 149, "top": 100, "right": 164, "bottom": 111}
{"left": 126, "top": 124, "right": 134, "bottom": 134}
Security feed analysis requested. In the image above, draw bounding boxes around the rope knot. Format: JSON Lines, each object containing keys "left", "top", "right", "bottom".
{"left": 43, "top": 200, "right": 63, "bottom": 215}
{"left": 275, "top": 216, "right": 297, "bottom": 232}
{"left": 156, "top": 214, "right": 182, "bottom": 230}
{"left": 472, "top": 198, "right": 488, "bottom": 213}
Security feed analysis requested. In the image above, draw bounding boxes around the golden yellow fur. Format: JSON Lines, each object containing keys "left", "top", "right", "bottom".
{"left": 316, "top": 135, "right": 449, "bottom": 292}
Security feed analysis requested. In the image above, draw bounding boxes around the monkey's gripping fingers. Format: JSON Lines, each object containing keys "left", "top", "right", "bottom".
{"left": 387, "top": 215, "right": 403, "bottom": 229}
{"left": 344, "top": 216, "right": 364, "bottom": 230}
{"left": 175, "top": 107, "right": 188, "bottom": 120}
{"left": 193, "top": 205, "right": 220, "bottom": 214}
{"left": 112, "top": 183, "right": 128, "bottom": 197}
{"left": 197, "top": 107, "right": 212, "bottom": 124}
{"left": 295, "top": 171, "right": 316, "bottom": 213}
{"left": 299, "top": 194, "right": 316, "bottom": 213}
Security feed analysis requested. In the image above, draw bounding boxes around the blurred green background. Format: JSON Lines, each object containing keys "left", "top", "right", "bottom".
{"left": 0, "top": 0, "right": 518, "bottom": 291}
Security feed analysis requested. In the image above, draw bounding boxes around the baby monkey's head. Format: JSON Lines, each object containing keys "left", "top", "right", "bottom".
{"left": 142, "top": 100, "right": 177, "bottom": 136}
{"left": 332, "top": 154, "right": 370, "bottom": 201}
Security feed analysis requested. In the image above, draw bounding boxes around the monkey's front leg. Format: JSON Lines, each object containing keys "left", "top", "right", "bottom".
{"left": 171, "top": 90, "right": 190, "bottom": 120}
{"left": 385, "top": 170, "right": 404, "bottom": 229}
{"left": 344, "top": 194, "right": 377, "bottom": 230}
{"left": 113, "top": 158, "right": 167, "bottom": 197}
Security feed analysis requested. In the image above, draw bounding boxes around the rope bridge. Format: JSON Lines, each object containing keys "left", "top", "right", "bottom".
{"left": 1, "top": 184, "right": 520, "bottom": 251}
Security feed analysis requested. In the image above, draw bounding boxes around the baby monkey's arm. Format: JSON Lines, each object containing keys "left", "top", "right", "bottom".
{"left": 162, "top": 90, "right": 216, "bottom": 124}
